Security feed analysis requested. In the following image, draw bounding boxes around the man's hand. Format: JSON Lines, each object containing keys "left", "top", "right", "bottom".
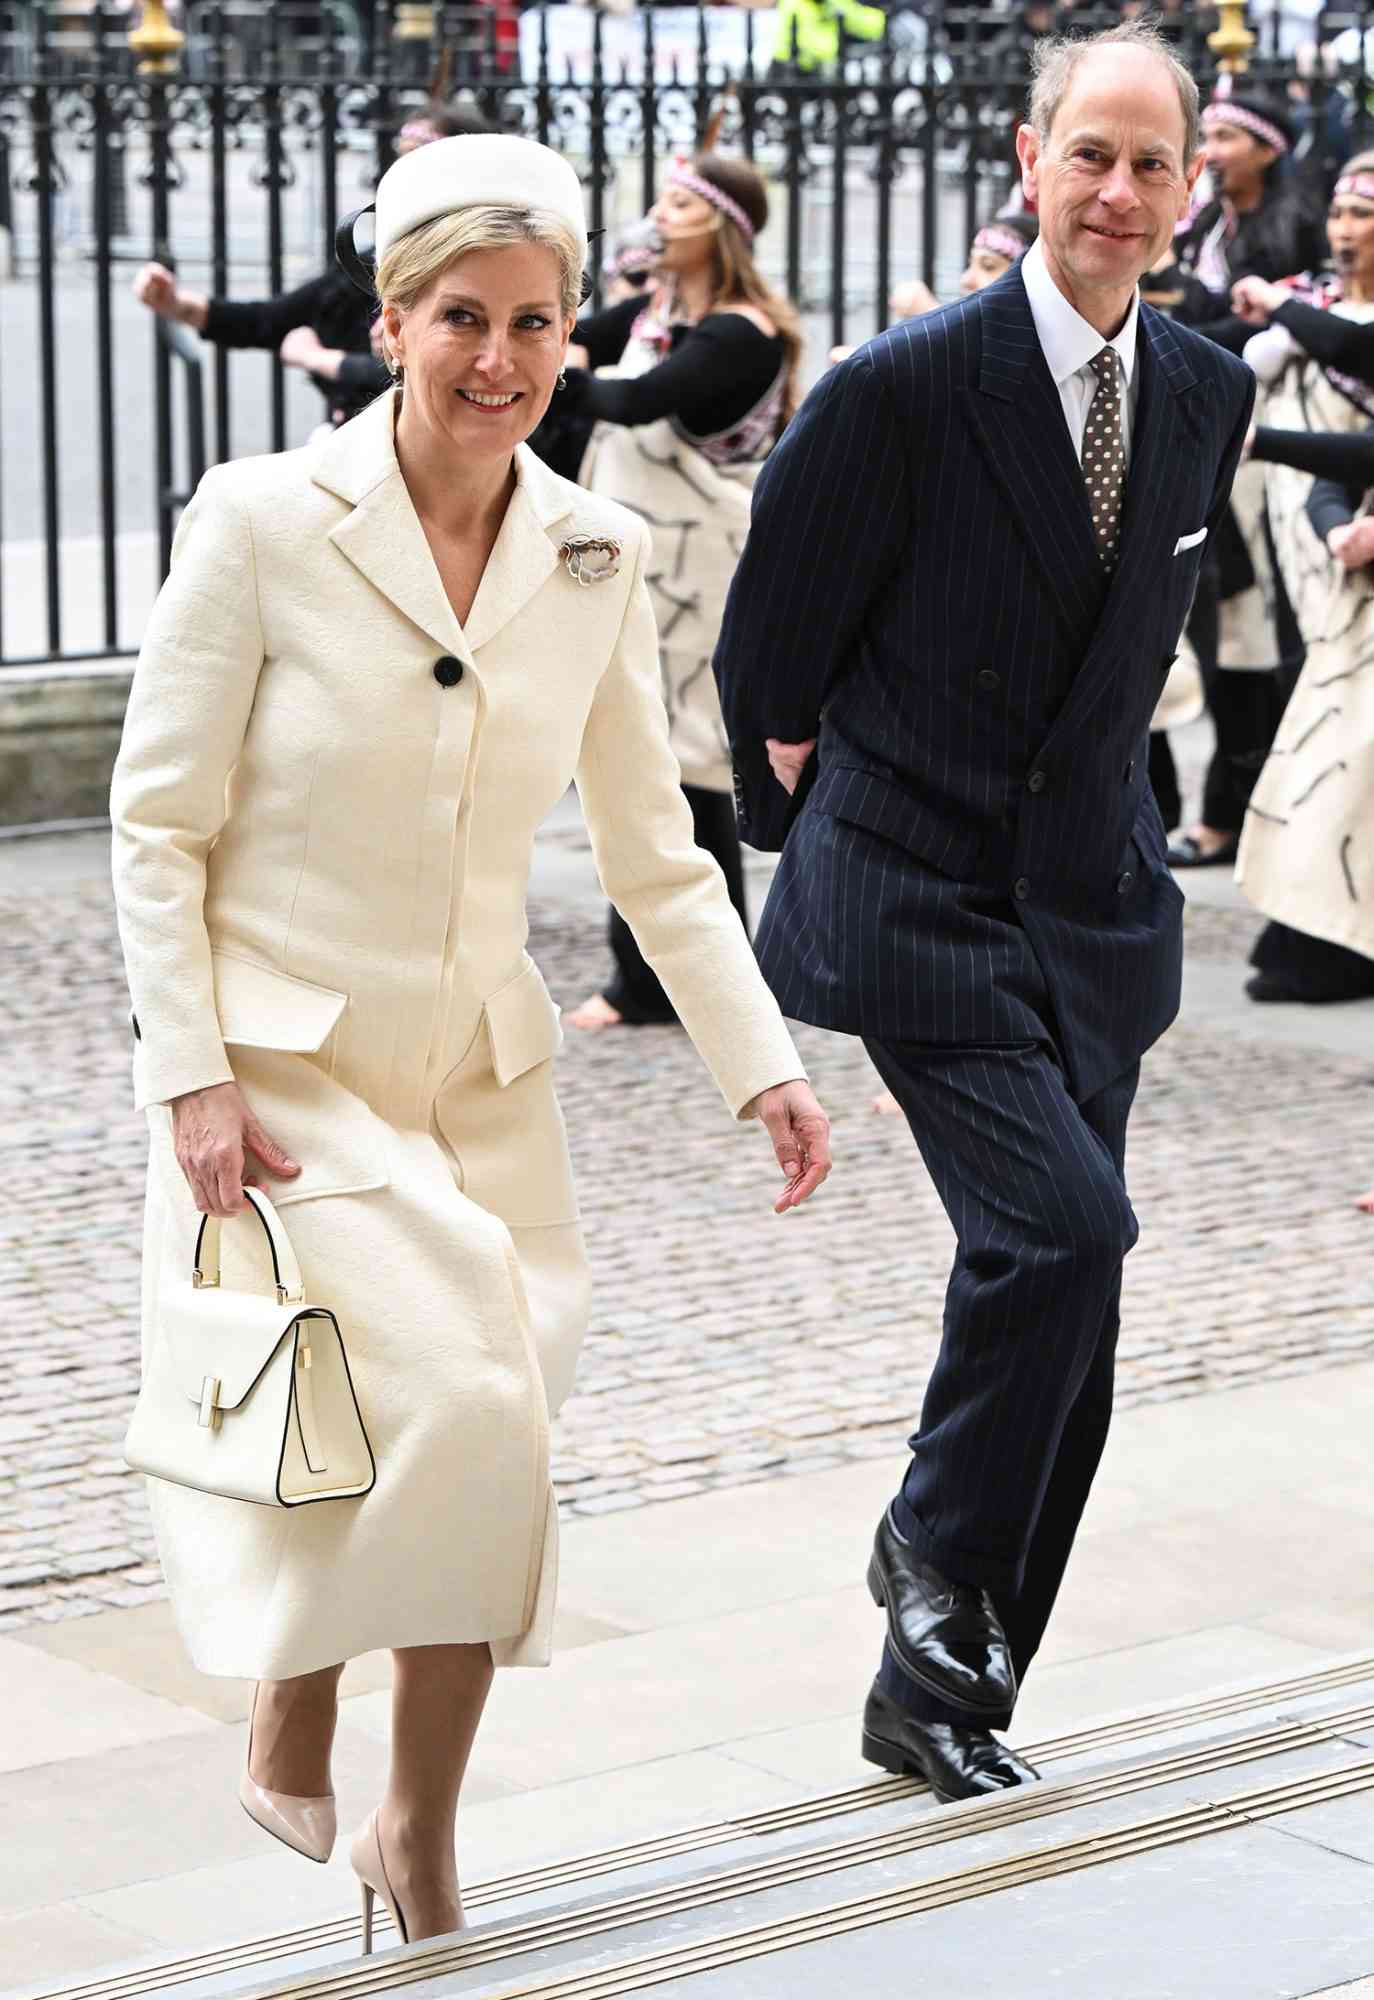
{"left": 744, "top": 1079, "right": 832, "bottom": 1213}
{"left": 1231, "top": 275, "right": 1290, "bottom": 326}
{"left": 1328, "top": 519, "right": 1374, "bottom": 569}
{"left": 170, "top": 1080, "right": 301, "bottom": 1217}
{"left": 766, "top": 738, "right": 816, "bottom": 795}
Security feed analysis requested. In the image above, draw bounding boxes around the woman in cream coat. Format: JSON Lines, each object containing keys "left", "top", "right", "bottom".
{"left": 110, "top": 135, "right": 829, "bottom": 1950}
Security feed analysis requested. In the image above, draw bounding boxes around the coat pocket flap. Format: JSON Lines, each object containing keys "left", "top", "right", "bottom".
{"left": 813, "top": 764, "right": 981, "bottom": 880}
{"left": 483, "top": 963, "right": 563, "bottom": 1088}
{"left": 213, "top": 952, "right": 348, "bottom": 1052}
{"left": 160, "top": 1277, "right": 313, "bottom": 1411}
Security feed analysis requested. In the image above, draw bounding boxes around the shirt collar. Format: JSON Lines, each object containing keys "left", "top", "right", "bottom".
{"left": 1021, "top": 238, "right": 1139, "bottom": 390}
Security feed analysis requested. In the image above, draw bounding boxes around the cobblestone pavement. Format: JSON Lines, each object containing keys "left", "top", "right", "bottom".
{"left": 2, "top": 866, "right": 1373, "bottom": 1632}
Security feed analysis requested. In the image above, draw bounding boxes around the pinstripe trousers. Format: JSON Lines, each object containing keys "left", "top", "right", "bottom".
{"left": 865, "top": 1029, "right": 1141, "bottom": 1730}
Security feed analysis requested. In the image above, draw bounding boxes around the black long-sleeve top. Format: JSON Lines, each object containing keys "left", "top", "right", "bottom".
{"left": 1200, "top": 296, "right": 1374, "bottom": 388}
{"left": 203, "top": 268, "right": 388, "bottom": 423}
{"left": 1166, "top": 190, "right": 1328, "bottom": 328}
{"left": 561, "top": 293, "right": 785, "bottom": 437}
{"left": 1307, "top": 473, "right": 1361, "bottom": 543}
{"left": 1251, "top": 422, "right": 1374, "bottom": 489}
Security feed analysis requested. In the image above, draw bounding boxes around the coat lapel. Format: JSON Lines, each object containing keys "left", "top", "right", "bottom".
{"left": 315, "top": 393, "right": 470, "bottom": 663}
{"left": 1041, "top": 304, "right": 1206, "bottom": 750}
{"left": 313, "top": 396, "right": 577, "bottom": 663}
{"left": 962, "top": 269, "right": 1105, "bottom": 654}
{"left": 463, "top": 445, "right": 574, "bottom": 655}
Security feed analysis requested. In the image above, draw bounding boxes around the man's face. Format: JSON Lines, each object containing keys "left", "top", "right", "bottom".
{"left": 1017, "top": 49, "right": 1202, "bottom": 305}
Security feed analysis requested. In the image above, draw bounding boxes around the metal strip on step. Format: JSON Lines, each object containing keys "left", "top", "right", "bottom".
{"left": 311, "top": 1758, "right": 1374, "bottom": 2000}
{"left": 30, "top": 1652, "right": 1374, "bottom": 2000}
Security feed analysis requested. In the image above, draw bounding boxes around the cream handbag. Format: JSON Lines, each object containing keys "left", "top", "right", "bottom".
{"left": 124, "top": 1186, "right": 376, "bottom": 1508}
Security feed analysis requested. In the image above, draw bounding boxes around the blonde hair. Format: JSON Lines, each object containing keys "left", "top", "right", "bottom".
{"left": 375, "top": 203, "right": 584, "bottom": 375}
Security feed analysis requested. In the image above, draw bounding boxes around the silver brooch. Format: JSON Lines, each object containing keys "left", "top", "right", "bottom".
{"left": 559, "top": 535, "right": 622, "bottom": 587}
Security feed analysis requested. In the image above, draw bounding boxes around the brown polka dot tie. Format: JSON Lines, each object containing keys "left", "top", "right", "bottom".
{"left": 1083, "top": 346, "right": 1126, "bottom": 573}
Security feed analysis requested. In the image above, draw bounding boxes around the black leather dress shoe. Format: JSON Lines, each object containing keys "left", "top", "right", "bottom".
{"left": 867, "top": 1509, "right": 1016, "bottom": 1716}
{"left": 861, "top": 1682, "right": 1040, "bottom": 1802}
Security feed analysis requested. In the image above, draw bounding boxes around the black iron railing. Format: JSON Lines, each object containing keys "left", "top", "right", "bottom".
{"left": 0, "top": 0, "right": 1369, "bottom": 668}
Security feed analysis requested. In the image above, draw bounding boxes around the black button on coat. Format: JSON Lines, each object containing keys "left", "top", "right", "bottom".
{"left": 434, "top": 656, "right": 464, "bottom": 688}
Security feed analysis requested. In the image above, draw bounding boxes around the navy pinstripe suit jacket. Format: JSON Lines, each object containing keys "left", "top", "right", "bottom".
{"left": 714, "top": 267, "right": 1255, "bottom": 1103}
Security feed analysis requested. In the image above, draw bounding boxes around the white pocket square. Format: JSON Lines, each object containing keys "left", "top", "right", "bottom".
{"left": 1174, "top": 529, "right": 1208, "bottom": 554}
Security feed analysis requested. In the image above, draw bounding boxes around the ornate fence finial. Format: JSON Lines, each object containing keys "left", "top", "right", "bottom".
{"left": 394, "top": 4, "right": 437, "bottom": 38}
{"left": 1208, "top": 0, "right": 1255, "bottom": 76}
{"left": 128, "top": 0, "right": 186, "bottom": 75}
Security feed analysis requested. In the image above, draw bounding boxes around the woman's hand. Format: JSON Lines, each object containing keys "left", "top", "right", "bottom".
{"left": 1327, "top": 519, "right": 1374, "bottom": 569}
{"left": 132, "top": 261, "right": 209, "bottom": 331}
{"left": 170, "top": 1080, "right": 301, "bottom": 1217}
{"left": 1231, "top": 275, "right": 1290, "bottom": 327}
{"left": 280, "top": 325, "right": 345, "bottom": 381}
{"left": 765, "top": 737, "right": 816, "bottom": 794}
{"left": 746, "top": 1079, "right": 832, "bottom": 1213}
{"left": 888, "top": 278, "right": 938, "bottom": 320}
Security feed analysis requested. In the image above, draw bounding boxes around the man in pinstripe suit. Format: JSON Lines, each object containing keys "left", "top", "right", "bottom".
{"left": 715, "top": 24, "right": 1254, "bottom": 1801}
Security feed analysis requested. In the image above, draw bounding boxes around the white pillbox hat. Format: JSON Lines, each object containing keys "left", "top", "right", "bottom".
{"left": 373, "top": 135, "right": 588, "bottom": 266}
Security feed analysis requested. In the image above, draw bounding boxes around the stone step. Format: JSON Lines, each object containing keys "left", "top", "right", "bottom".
{"left": 22, "top": 1650, "right": 1374, "bottom": 2000}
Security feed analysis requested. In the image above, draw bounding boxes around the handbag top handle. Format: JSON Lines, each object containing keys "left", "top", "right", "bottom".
{"left": 192, "top": 1187, "right": 305, "bottom": 1308}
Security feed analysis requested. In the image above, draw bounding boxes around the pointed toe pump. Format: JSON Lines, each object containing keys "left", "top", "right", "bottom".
{"left": 239, "top": 1688, "right": 337, "bottom": 1865}
{"left": 352, "top": 1810, "right": 409, "bottom": 1956}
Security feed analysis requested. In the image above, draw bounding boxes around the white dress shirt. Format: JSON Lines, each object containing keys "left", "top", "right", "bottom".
{"left": 1020, "top": 239, "right": 1140, "bottom": 468}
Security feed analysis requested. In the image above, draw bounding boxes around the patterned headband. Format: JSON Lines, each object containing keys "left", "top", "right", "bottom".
{"left": 1335, "top": 174, "right": 1374, "bottom": 205}
{"left": 667, "top": 164, "right": 756, "bottom": 244}
{"left": 1202, "top": 102, "right": 1289, "bottom": 156}
{"left": 973, "top": 225, "right": 1028, "bottom": 263}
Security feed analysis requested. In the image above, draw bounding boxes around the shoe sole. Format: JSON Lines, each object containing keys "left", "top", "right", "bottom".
{"left": 859, "top": 1727, "right": 956, "bottom": 1802}
{"left": 866, "top": 1552, "right": 1015, "bottom": 1719}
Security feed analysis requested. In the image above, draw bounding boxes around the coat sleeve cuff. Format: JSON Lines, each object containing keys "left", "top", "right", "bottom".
{"left": 132, "top": 1022, "right": 235, "bottom": 1113}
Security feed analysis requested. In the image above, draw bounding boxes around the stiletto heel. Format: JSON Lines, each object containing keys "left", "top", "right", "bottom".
{"left": 351, "top": 1810, "right": 409, "bottom": 1954}
{"left": 239, "top": 1685, "right": 337, "bottom": 1864}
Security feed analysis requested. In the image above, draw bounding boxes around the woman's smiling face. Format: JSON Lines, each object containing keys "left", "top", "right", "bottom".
{"left": 384, "top": 241, "right": 574, "bottom": 457}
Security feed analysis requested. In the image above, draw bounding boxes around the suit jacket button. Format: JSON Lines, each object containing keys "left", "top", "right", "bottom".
{"left": 1124, "top": 758, "right": 1135, "bottom": 783}
{"left": 433, "top": 655, "right": 464, "bottom": 687}
{"left": 1026, "top": 769, "right": 1047, "bottom": 794}
{"left": 976, "top": 669, "right": 1000, "bottom": 692}
{"left": 1013, "top": 876, "right": 1031, "bottom": 901}
{"left": 1117, "top": 870, "right": 1135, "bottom": 895}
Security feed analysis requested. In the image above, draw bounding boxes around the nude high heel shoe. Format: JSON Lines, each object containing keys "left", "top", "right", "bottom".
{"left": 352, "top": 1810, "right": 409, "bottom": 1956}
{"left": 239, "top": 1686, "right": 337, "bottom": 1864}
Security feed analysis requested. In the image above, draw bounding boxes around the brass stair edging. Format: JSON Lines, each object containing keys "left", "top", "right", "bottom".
{"left": 253, "top": 1755, "right": 1374, "bottom": 2000}
{"left": 27, "top": 1652, "right": 1374, "bottom": 2000}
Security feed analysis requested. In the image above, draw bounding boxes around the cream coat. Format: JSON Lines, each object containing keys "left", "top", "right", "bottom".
{"left": 110, "top": 389, "right": 802, "bottom": 1680}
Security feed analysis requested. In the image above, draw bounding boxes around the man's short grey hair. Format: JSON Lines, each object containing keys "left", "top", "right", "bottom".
{"left": 1028, "top": 22, "right": 1201, "bottom": 165}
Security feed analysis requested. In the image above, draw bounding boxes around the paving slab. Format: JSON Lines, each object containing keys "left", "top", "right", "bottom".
{"left": 631, "top": 1819, "right": 1374, "bottom": 2000}
{"left": 2, "top": 813, "right": 1372, "bottom": 1634}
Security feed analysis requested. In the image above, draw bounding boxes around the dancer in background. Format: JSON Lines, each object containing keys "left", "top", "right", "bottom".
{"left": 1146, "top": 94, "right": 1324, "bottom": 865}
{"left": 831, "top": 213, "right": 1038, "bottom": 365}
{"left": 1237, "top": 429, "right": 1374, "bottom": 1006}
{"left": 560, "top": 151, "right": 803, "bottom": 1032}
